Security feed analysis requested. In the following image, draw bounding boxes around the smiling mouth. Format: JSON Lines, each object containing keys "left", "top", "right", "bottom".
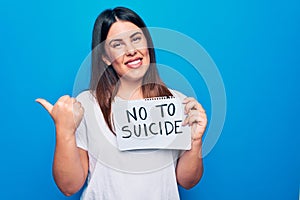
{"left": 125, "top": 58, "right": 143, "bottom": 68}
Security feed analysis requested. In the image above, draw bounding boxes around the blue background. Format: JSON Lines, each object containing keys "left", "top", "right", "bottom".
{"left": 1, "top": 0, "right": 299, "bottom": 199}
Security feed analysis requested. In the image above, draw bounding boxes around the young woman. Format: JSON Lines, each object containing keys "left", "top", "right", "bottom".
{"left": 36, "top": 7, "right": 207, "bottom": 200}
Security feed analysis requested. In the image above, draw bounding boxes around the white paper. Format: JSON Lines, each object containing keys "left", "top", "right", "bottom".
{"left": 112, "top": 97, "right": 191, "bottom": 151}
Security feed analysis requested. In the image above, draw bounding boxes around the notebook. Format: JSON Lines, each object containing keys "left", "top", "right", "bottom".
{"left": 112, "top": 96, "right": 191, "bottom": 151}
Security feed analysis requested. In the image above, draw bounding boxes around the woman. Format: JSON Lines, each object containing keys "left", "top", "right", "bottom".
{"left": 36, "top": 7, "right": 207, "bottom": 200}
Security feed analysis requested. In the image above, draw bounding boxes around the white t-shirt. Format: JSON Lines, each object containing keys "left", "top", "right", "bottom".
{"left": 75, "top": 90, "right": 186, "bottom": 200}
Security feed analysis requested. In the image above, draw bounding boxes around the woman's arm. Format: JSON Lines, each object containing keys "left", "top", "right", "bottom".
{"left": 176, "top": 97, "right": 207, "bottom": 189}
{"left": 176, "top": 139, "right": 203, "bottom": 189}
{"left": 53, "top": 130, "right": 88, "bottom": 196}
{"left": 36, "top": 96, "right": 88, "bottom": 196}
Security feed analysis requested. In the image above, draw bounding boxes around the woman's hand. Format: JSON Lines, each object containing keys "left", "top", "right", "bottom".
{"left": 182, "top": 97, "right": 207, "bottom": 141}
{"left": 176, "top": 97, "right": 206, "bottom": 189}
{"left": 36, "top": 95, "right": 84, "bottom": 134}
{"left": 36, "top": 96, "right": 87, "bottom": 196}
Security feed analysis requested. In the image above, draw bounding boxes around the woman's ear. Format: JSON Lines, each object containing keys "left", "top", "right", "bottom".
{"left": 102, "top": 55, "right": 112, "bottom": 66}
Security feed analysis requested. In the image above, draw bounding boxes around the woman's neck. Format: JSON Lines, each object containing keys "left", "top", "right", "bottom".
{"left": 117, "top": 80, "right": 143, "bottom": 100}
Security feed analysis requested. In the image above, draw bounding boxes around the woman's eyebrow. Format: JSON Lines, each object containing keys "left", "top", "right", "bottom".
{"left": 108, "top": 31, "right": 142, "bottom": 46}
{"left": 108, "top": 38, "right": 122, "bottom": 46}
{"left": 130, "top": 31, "right": 142, "bottom": 38}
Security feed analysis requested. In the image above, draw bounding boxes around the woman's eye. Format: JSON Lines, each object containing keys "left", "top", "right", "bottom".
{"left": 111, "top": 42, "right": 123, "bottom": 49}
{"left": 132, "top": 36, "right": 142, "bottom": 43}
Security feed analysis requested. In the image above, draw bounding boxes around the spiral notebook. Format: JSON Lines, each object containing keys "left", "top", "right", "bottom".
{"left": 112, "top": 96, "right": 191, "bottom": 151}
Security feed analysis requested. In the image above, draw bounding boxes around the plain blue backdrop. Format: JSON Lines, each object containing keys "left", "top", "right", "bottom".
{"left": 1, "top": 0, "right": 299, "bottom": 199}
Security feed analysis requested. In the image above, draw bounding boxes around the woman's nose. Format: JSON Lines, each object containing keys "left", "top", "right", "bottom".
{"left": 125, "top": 42, "right": 137, "bottom": 56}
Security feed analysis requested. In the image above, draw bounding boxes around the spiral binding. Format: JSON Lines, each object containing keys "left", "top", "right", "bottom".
{"left": 144, "top": 96, "right": 175, "bottom": 101}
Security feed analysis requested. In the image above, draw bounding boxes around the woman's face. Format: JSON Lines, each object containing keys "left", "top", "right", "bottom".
{"left": 103, "top": 20, "right": 150, "bottom": 83}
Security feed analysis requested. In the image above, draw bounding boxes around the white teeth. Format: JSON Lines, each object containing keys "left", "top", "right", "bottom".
{"left": 128, "top": 59, "right": 141, "bottom": 65}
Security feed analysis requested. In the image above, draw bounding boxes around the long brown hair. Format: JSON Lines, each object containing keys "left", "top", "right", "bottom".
{"left": 90, "top": 7, "right": 172, "bottom": 132}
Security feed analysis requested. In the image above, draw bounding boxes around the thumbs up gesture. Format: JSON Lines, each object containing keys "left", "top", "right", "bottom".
{"left": 36, "top": 95, "right": 84, "bottom": 134}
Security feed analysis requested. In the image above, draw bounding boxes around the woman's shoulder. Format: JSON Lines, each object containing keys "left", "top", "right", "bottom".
{"left": 76, "top": 90, "right": 96, "bottom": 103}
{"left": 168, "top": 88, "right": 187, "bottom": 100}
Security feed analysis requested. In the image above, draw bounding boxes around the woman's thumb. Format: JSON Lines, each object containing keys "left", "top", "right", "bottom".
{"left": 35, "top": 98, "right": 54, "bottom": 114}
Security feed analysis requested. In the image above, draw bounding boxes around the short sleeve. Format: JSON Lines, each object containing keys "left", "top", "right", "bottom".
{"left": 169, "top": 89, "right": 187, "bottom": 101}
{"left": 74, "top": 90, "right": 92, "bottom": 151}
{"left": 75, "top": 116, "right": 88, "bottom": 151}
